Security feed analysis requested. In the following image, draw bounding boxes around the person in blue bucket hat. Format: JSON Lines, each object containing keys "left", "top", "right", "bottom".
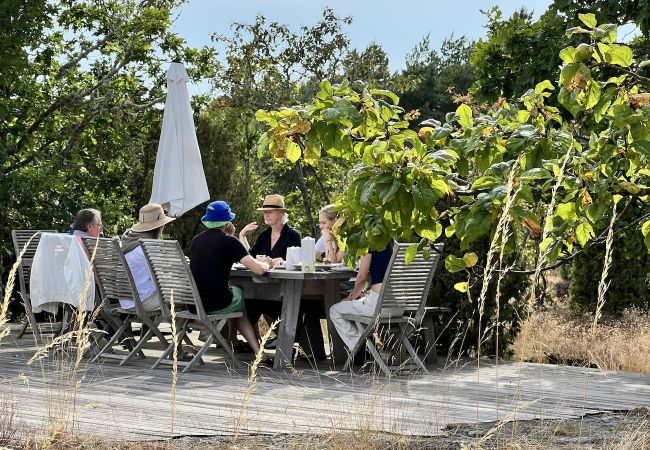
{"left": 190, "top": 200, "right": 274, "bottom": 365}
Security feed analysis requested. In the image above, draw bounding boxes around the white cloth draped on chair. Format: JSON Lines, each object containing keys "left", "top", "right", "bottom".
{"left": 30, "top": 233, "right": 95, "bottom": 314}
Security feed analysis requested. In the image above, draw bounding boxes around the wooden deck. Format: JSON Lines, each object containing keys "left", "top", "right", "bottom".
{"left": 1, "top": 326, "right": 649, "bottom": 442}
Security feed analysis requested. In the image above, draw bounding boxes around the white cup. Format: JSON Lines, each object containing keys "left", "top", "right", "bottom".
{"left": 286, "top": 247, "right": 301, "bottom": 270}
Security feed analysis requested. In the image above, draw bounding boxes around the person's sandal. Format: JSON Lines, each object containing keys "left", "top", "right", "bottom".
{"left": 232, "top": 340, "right": 253, "bottom": 353}
{"left": 258, "top": 355, "right": 274, "bottom": 367}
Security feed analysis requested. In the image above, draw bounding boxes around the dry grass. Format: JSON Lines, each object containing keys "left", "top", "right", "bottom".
{"left": 512, "top": 307, "right": 650, "bottom": 374}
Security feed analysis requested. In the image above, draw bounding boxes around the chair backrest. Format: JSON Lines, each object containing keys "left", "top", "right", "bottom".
{"left": 375, "top": 242, "right": 444, "bottom": 323}
{"left": 80, "top": 236, "right": 144, "bottom": 313}
{"left": 139, "top": 239, "right": 207, "bottom": 319}
{"left": 11, "top": 230, "right": 58, "bottom": 297}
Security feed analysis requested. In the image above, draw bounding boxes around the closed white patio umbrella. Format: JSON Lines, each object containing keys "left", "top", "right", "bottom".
{"left": 150, "top": 60, "right": 209, "bottom": 217}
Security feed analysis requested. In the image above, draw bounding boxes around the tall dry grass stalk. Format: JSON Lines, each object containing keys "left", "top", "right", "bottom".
{"left": 25, "top": 237, "right": 105, "bottom": 446}
{"left": 170, "top": 290, "right": 178, "bottom": 433}
{"left": 529, "top": 145, "right": 573, "bottom": 310}
{"left": 232, "top": 318, "right": 280, "bottom": 442}
{"left": 474, "top": 170, "right": 517, "bottom": 437}
{"left": 0, "top": 234, "right": 37, "bottom": 343}
{"left": 591, "top": 203, "right": 617, "bottom": 335}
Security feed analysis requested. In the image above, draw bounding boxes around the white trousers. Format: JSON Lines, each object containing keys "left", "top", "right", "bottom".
{"left": 329, "top": 291, "right": 379, "bottom": 350}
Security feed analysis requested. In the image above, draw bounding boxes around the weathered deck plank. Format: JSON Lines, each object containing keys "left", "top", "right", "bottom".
{"left": 1, "top": 331, "right": 648, "bottom": 441}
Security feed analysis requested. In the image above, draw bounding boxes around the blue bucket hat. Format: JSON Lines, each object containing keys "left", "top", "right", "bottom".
{"left": 202, "top": 201, "right": 236, "bottom": 223}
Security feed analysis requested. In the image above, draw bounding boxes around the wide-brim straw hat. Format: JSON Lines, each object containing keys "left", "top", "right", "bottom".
{"left": 131, "top": 203, "right": 176, "bottom": 232}
{"left": 257, "top": 194, "right": 287, "bottom": 211}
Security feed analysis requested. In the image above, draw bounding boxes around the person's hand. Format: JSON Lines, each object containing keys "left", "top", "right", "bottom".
{"left": 321, "top": 227, "right": 333, "bottom": 242}
{"left": 272, "top": 257, "right": 284, "bottom": 266}
{"left": 261, "top": 256, "right": 274, "bottom": 270}
{"left": 239, "top": 221, "right": 258, "bottom": 238}
{"left": 224, "top": 222, "right": 236, "bottom": 236}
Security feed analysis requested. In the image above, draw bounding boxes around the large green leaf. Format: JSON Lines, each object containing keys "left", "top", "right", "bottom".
{"left": 575, "top": 222, "right": 595, "bottom": 247}
{"left": 555, "top": 202, "right": 578, "bottom": 221}
{"left": 456, "top": 104, "right": 474, "bottom": 129}
{"left": 445, "top": 254, "right": 467, "bottom": 273}
{"left": 578, "top": 13, "right": 597, "bottom": 29}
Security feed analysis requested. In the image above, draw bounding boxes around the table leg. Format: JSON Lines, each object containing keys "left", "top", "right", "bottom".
{"left": 323, "top": 279, "right": 346, "bottom": 369}
{"left": 274, "top": 279, "right": 303, "bottom": 370}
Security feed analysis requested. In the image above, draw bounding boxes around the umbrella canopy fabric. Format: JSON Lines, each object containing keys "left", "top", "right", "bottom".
{"left": 149, "top": 61, "right": 209, "bottom": 217}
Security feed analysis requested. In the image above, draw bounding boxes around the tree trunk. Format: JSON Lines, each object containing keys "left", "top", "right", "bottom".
{"left": 294, "top": 161, "right": 317, "bottom": 236}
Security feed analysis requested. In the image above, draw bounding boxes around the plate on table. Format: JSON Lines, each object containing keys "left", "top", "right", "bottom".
{"left": 232, "top": 263, "right": 246, "bottom": 270}
{"left": 332, "top": 264, "right": 355, "bottom": 272}
{"left": 315, "top": 263, "right": 334, "bottom": 271}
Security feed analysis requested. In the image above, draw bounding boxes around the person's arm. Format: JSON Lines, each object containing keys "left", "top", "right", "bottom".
{"left": 238, "top": 222, "right": 258, "bottom": 251}
{"left": 322, "top": 230, "right": 343, "bottom": 264}
{"left": 240, "top": 254, "right": 272, "bottom": 275}
{"left": 344, "top": 252, "right": 372, "bottom": 300}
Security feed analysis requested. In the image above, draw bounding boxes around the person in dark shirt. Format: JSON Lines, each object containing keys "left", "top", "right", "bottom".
{"left": 238, "top": 194, "right": 302, "bottom": 339}
{"left": 329, "top": 243, "right": 393, "bottom": 350}
{"left": 190, "top": 200, "right": 274, "bottom": 362}
{"left": 238, "top": 194, "right": 301, "bottom": 263}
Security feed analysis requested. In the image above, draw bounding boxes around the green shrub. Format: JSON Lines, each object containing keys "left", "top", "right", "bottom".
{"left": 569, "top": 245, "right": 650, "bottom": 315}
{"left": 428, "top": 236, "right": 530, "bottom": 358}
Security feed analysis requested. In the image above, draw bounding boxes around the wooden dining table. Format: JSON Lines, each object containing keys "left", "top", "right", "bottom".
{"left": 229, "top": 266, "right": 355, "bottom": 370}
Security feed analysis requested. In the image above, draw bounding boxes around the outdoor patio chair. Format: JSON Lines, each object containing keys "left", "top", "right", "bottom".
{"left": 340, "top": 242, "right": 443, "bottom": 377}
{"left": 139, "top": 239, "right": 243, "bottom": 372}
{"left": 402, "top": 243, "right": 446, "bottom": 364}
{"left": 80, "top": 237, "right": 168, "bottom": 365}
{"left": 11, "top": 230, "right": 61, "bottom": 343}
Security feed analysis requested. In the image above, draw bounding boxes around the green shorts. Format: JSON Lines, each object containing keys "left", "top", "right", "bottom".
{"left": 208, "top": 285, "right": 244, "bottom": 315}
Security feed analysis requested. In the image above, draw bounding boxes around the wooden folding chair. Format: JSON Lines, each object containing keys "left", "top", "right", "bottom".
{"left": 341, "top": 243, "right": 443, "bottom": 377}
{"left": 139, "top": 239, "right": 243, "bottom": 372}
{"left": 11, "top": 230, "right": 60, "bottom": 343}
{"left": 80, "top": 237, "right": 168, "bottom": 365}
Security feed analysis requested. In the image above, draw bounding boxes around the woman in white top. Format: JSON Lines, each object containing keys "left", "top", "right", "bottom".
{"left": 314, "top": 204, "right": 344, "bottom": 263}
{"left": 121, "top": 203, "right": 175, "bottom": 312}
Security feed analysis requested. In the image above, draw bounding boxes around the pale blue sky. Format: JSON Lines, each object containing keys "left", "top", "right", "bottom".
{"left": 172, "top": 1, "right": 553, "bottom": 94}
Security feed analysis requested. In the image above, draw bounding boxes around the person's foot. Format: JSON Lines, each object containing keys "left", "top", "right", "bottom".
{"left": 263, "top": 335, "right": 277, "bottom": 349}
{"left": 232, "top": 340, "right": 253, "bottom": 353}
{"left": 257, "top": 355, "right": 274, "bottom": 367}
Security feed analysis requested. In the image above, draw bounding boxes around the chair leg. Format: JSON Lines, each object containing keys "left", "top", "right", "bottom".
{"left": 92, "top": 317, "right": 131, "bottom": 363}
{"left": 399, "top": 323, "right": 429, "bottom": 374}
{"left": 20, "top": 293, "right": 42, "bottom": 343}
{"left": 17, "top": 321, "right": 29, "bottom": 339}
{"left": 205, "top": 319, "right": 241, "bottom": 369}
{"left": 120, "top": 326, "right": 153, "bottom": 366}
{"left": 182, "top": 334, "right": 214, "bottom": 373}
{"left": 152, "top": 322, "right": 190, "bottom": 369}
{"left": 365, "top": 338, "right": 391, "bottom": 377}
{"left": 421, "top": 314, "right": 438, "bottom": 364}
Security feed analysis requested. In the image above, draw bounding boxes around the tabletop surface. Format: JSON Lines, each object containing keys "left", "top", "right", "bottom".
{"left": 230, "top": 266, "right": 355, "bottom": 280}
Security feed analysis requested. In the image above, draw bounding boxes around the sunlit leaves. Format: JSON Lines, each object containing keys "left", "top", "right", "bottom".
{"left": 254, "top": 18, "right": 650, "bottom": 267}
{"left": 456, "top": 104, "right": 474, "bottom": 128}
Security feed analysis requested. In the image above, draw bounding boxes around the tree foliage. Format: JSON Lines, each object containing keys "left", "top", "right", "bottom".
{"left": 255, "top": 16, "right": 650, "bottom": 289}
{"left": 0, "top": 0, "right": 215, "bottom": 281}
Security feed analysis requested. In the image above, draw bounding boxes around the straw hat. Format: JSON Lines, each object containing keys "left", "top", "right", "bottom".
{"left": 131, "top": 203, "right": 175, "bottom": 232}
{"left": 257, "top": 194, "right": 287, "bottom": 211}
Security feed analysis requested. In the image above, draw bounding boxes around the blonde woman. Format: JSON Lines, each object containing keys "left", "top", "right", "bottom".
{"left": 315, "top": 204, "right": 344, "bottom": 263}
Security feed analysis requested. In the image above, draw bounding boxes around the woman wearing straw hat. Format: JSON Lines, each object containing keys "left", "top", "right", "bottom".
{"left": 238, "top": 194, "right": 302, "bottom": 346}
{"left": 120, "top": 203, "right": 176, "bottom": 312}
{"left": 238, "top": 194, "right": 301, "bottom": 264}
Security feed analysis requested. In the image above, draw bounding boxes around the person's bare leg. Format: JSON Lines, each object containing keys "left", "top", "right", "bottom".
{"left": 233, "top": 315, "right": 261, "bottom": 354}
